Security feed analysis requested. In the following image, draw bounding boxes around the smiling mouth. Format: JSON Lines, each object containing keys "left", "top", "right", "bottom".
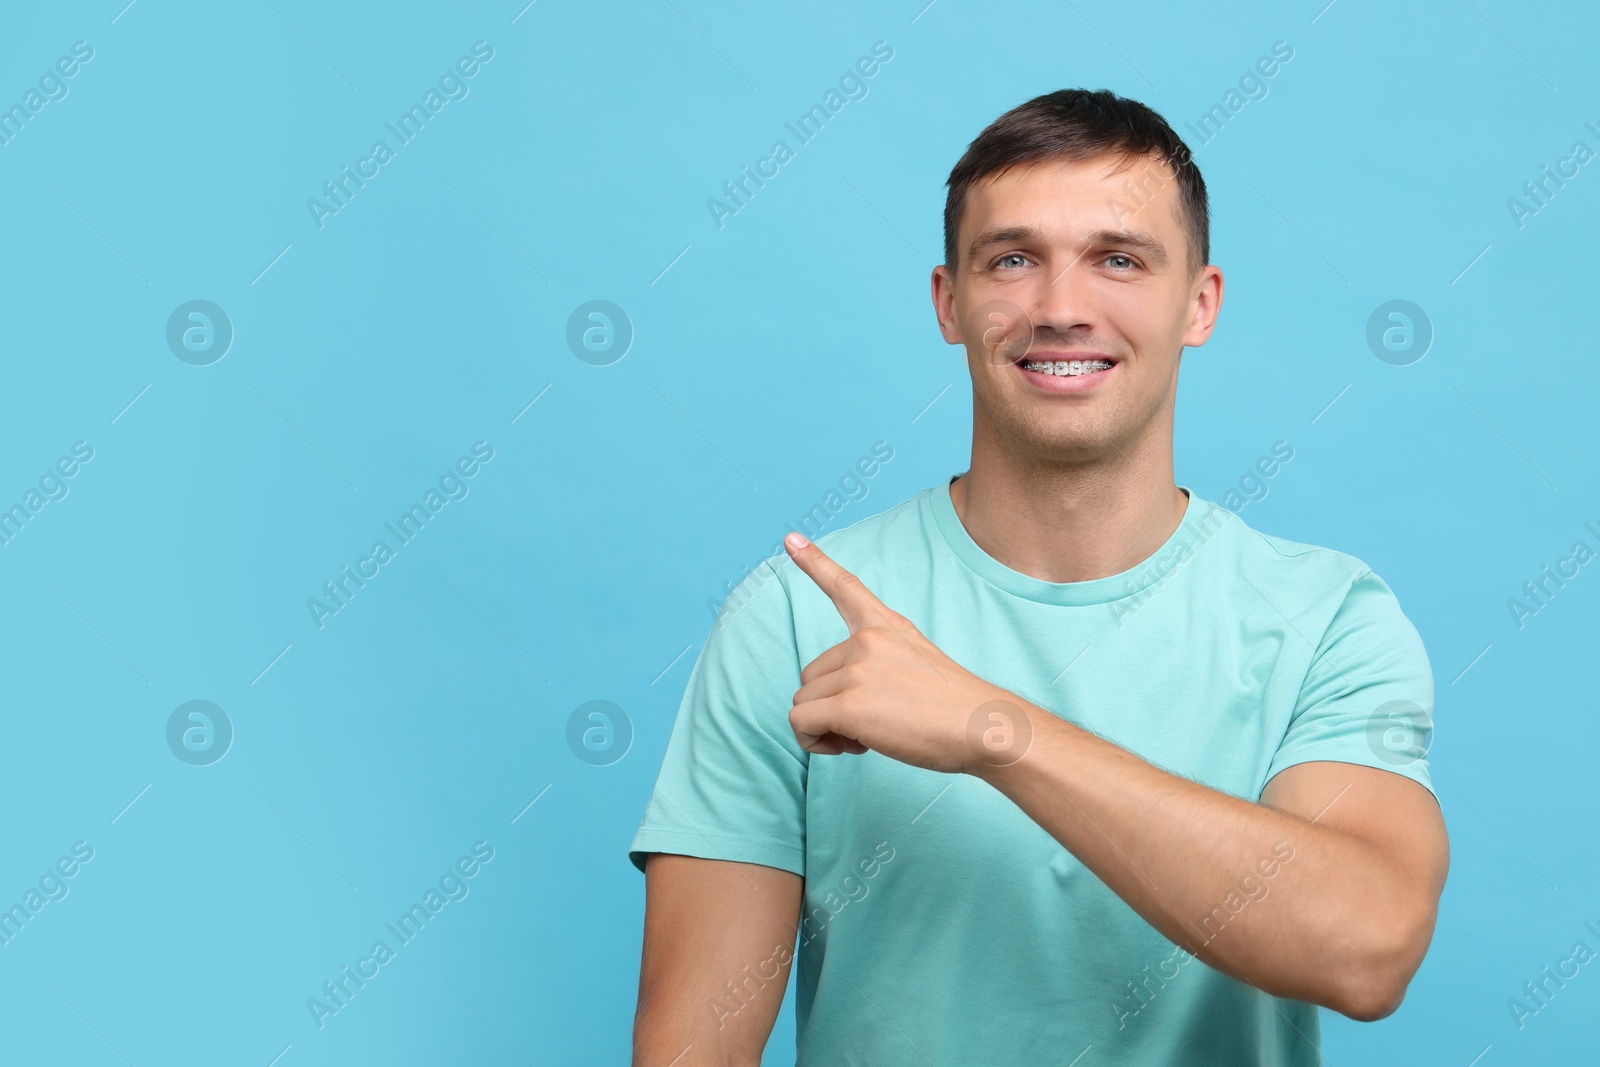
{"left": 1015, "top": 354, "right": 1117, "bottom": 377}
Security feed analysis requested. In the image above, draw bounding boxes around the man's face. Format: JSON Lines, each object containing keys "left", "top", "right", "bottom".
{"left": 933, "top": 153, "right": 1222, "bottom": 466}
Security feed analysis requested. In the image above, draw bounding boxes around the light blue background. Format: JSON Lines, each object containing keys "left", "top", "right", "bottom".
{"left": 0, "top": 0, "right": 1595, "bottom": 1063}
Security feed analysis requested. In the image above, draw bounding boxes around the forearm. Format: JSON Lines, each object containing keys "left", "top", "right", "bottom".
{"left": 972, "top": 705, "right": 1408, "bottom": 1016}
{"left": 633, "top": 996, "right": 763, "bottom": 1067}
{"left": 633, "top": 942, "right": 792, "bottom": 1067}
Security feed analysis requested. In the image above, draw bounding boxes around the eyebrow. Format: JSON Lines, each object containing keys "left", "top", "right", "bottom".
{"left": 966, "top": 225, "right": 1170, "bottom": 268}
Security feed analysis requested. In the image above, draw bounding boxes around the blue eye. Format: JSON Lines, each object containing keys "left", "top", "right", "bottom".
{"left": 996, "top": 253, "right": 1029, "bottom": 269}
{"left": 1105, "top": 254, "right": 1136, "bottom": 270}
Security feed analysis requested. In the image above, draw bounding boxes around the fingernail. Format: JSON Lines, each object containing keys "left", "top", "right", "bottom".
{"left": 785, "top": 531, "right": 809, "bottom": 551}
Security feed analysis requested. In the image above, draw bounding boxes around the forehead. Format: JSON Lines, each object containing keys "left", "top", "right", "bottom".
{"left": 963, "top": 152, "right": 1183, "bottom": 243}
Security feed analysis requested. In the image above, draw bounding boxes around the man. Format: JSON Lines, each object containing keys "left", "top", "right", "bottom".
{"left": 628, "top": 88, "right": 1448, "bottom": 1065}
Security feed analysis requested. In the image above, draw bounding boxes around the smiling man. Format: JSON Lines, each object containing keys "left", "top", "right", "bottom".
{"left": 629, "top": 89, "right": 1448, "bottom": 1066}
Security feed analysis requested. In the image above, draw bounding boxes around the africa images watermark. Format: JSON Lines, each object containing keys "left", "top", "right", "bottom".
{"left": 306, "top": 41, "right": 496, "bottom": 229}
{"left": 1218, "top": 441, "right": 1294, "bottom": 515}
{"left": 1111, "top": 839, "right": 1297, "bottom": 1032}
{"left": 1505, "top": 515, "right": 1600, "bottom": 631}
{"left": 307, "top": 441, "right": 495, "bottom": 629}
{"left": 1097, "top": 438, "right": 1294, "bottom": 631}
{"left": 1507, "top": 918, "right": 1600, "bottom": 1031}
{"left": 0, "top": 40, "right": 95, "bottom": 148}
{"left": 709, "top": 840, "right": 896, "bottom": 1032}
{"left": 0, "top": 841, "right": 95, "bottom": 948}
{"left": 1092, "top": 40, "right": 1292, "bottom": 225}
{"left": 0, "top": 440, "right": 95, "bottom": 548}
{"left": 1179, "top": 40, "right": 1294, "bottom": 149}
{"left": 306, "top": 841, "right": 495, "bottom": 1030}
{"left": 707, "top": 40, "right": 895, "bottom": 230}
{"left": 1108, "top": 499, "right": 1234, "bottom": 629}
{"left": 707, "top": 440, "right": 895, "bottom": 630}
{"left": 1506, "top": 117, "right": 1600, "bottom": 230}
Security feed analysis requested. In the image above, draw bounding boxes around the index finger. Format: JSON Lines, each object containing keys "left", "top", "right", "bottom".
{"left": 783, "top": 531, "right": 889, "bottom": 634}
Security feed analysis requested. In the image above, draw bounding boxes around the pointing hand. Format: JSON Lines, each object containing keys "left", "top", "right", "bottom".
{"left": 783, "top": 531, "right": 1031, "bottom": 775}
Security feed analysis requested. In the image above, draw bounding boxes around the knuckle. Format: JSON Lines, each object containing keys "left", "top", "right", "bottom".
{"left": 858, "top": 626, "right": 893, "bottom": 650}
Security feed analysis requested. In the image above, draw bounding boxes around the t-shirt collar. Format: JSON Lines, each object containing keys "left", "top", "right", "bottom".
{"left": 926, "top": 472, "right": 1221, "bottom": 606}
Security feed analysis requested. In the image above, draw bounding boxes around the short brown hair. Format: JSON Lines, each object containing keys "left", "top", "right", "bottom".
{"left": 943, "top": 89, "right": 1209, "bottom": 279}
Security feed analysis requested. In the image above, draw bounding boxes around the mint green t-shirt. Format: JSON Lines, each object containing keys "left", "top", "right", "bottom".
{"left": 629, "top": 475, "right": 1437, "bottom": 1065}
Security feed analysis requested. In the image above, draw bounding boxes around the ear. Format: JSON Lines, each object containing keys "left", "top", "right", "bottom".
{"left": 1180, "top": 264, "right": 1224, "bottom": 348}
{"left": 932, "top": 264, "right": 964, "bottom": 345}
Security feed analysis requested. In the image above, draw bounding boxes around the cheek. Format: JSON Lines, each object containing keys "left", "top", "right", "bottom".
{"left": 1103, "top": 290, "right": 1188, "bottom": 364}
{"left": 962, "top": 299, "right": 1038, "bottom": 369}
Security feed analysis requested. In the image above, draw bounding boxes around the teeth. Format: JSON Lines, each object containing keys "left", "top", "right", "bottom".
{"left": 1021, "top": 359, "right": 1113, "bottom": 376}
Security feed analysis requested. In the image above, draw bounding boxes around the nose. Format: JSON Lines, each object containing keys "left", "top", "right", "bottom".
{"left": 1029, "top": 254, "right": 1098, "bottom": 341}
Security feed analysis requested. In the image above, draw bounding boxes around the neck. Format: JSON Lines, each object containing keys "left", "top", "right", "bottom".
{"left": 949, "top": 421, "right": 1187, "bottom": 585}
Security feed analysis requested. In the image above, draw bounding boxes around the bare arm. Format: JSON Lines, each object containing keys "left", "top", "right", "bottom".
{"left": 975, "top": 714, "right": 1450, "bottom": 1021}
{"left": 633, "top": 854, "right": 804, "bottom": 1067}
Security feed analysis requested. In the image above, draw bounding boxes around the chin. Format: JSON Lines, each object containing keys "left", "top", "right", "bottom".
{"left": 1006, "top": 431, "right": 1110, "bottom": 467}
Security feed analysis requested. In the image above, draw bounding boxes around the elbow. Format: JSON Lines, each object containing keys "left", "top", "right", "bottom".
{"left": 1336, "top": 909, "right": 1435, "bottom": 1022}
{"left": 1339, "top": 974, "right": 1406, "bottom": 1023}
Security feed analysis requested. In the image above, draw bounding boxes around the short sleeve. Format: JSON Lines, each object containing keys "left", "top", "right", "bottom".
{"left": 1264, "top": 569, "right": 1437, "bottom": 801}
{"left": 627, "top": 557, "right": 808, "bottom": 875}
